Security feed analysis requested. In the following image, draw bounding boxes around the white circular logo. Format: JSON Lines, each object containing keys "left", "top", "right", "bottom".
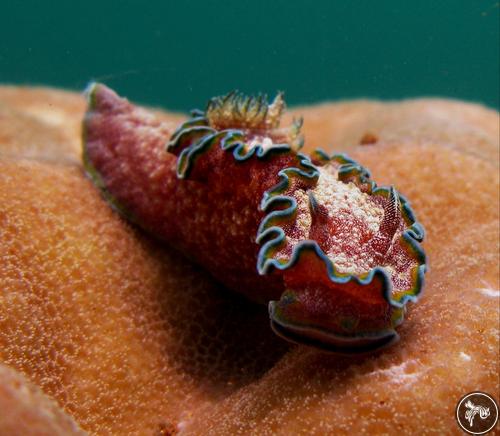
{"left": 456, "top": 392, "right": 499, "bottom": 434}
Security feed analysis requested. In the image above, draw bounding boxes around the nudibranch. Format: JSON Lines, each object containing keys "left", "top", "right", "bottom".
{"left": 82, "top": 84, "right": 427, "bottom": 353}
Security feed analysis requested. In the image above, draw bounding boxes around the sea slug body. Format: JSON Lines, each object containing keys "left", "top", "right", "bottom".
{"left": 82, "top": 84, "right": 427, "bottom": 353}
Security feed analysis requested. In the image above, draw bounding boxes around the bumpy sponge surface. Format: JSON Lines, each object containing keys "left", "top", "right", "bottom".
{"left": 0, "top": 86, "right": 498, "bottom": 435}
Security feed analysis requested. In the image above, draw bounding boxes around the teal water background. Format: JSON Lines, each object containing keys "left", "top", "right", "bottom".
{"left": 1, "top": 1, "right": 498, "bottom": 111}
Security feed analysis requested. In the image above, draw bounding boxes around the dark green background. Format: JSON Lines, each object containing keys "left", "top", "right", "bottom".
{"left": 1, "top": 1, "right": 498, "bottom": 111}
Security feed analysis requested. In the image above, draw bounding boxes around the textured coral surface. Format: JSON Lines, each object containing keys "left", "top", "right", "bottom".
{"left": 0, "top": 86, "right": 498, "bottom": 435}
{"left": 0, "top": 362, "right": 84, "bottom": 435}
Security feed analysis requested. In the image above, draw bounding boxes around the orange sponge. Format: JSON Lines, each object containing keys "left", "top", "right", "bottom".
{"left": 0, "top": 86, "right": 498, "bottom": 434}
